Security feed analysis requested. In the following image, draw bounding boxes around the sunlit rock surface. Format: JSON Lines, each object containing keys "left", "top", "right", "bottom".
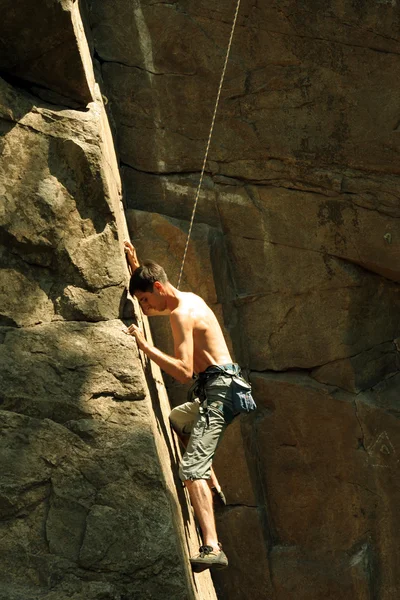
{"left": 0, "top": 3, "right": 217, "bottom": 599}
{"left": 1, "top": 0, "right": 400, "bottom": 598}
{"left": 88, "top": 0, "right": 400, "bottom": 597}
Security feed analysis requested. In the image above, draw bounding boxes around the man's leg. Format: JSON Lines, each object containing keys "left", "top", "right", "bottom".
{"left": 184, "top": 479, "right": 219, "bottom": 550}
{"left": 174, "top": 430, "right": 225, "bottom": 502}
{"left": 178, "top": 404, "right": 230, "bottom": 570}
{"left": 170, "top": 405, "right": 225, "bottom": 503}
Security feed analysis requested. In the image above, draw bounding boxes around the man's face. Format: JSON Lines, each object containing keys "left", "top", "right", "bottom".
{"left": 135, "top": 282, "right": 166, "bottom": 313}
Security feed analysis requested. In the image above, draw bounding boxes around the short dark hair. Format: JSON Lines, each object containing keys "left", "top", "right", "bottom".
{"left": 129, "top": 260, "right": 168, "bottom": 294}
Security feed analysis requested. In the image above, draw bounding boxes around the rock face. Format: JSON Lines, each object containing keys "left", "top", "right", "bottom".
{"left": 0, "top": 0, "right": 93, "bottom": 106}
{"left": 87, "top": 0, "right": 400, "bottom": 598}
{"left": 0, "top": 3, "right": 217, "bottom": 600}
{"left": 2, "top": 0, "right": 400, "bottom": 598}
{"left": 0, "top": 76, "right": 126, "bottom": 327}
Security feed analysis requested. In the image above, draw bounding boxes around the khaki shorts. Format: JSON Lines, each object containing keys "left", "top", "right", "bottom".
{"left": 169, "top": 372, "right": 236, "bottom": 481}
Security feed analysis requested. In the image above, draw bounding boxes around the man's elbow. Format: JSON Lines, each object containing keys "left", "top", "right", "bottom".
{"left": 176, "top": 367, "right": 193, "bottom": 385}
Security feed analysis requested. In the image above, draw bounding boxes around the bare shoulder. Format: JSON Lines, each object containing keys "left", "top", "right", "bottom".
{"left": 170, "top": 292, "right": 207, "bottom": 323}
{"left": 170, "top": 292, "right": 195, "bottom": 321}
{"left": 173, "top": 291, "right": 203, "bottom": 310}
{"left": 185, "top": 291, "right": 209, "bottom": 308}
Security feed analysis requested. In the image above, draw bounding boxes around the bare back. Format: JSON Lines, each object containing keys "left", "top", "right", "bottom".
{"left": 171, "top": 292, "right": 232, "bottom": 374}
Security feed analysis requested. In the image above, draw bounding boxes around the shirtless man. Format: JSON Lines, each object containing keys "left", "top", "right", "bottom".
{"left": 124, "top": 241, "right": 239, "bottom": 571}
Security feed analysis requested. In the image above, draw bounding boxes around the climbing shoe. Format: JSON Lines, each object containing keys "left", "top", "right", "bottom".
{"left": 190, "top": 544, "right": 228, "bottom": 573}
{"left": 212, "top": 486, "right": 227, "bottom": 507}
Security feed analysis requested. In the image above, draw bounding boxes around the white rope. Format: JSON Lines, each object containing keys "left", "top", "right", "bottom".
{"left": 176, "top": 0, "right": 241, "bottom": 289}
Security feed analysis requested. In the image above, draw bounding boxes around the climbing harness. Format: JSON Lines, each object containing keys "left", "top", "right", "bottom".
{"left": 188, "top": 364, "right": 256, "bottom": 428}
{"left": 176, "top": 0, "right": 242, "bottom": 289}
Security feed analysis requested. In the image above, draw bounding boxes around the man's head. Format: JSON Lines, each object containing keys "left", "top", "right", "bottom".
{"left": 129, "top": 260, "right": 169, "bottom": 312}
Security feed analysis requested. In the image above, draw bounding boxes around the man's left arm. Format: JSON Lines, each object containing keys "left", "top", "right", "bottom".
{"left": 126, "top": 310, "right": 194, "bottom": 384}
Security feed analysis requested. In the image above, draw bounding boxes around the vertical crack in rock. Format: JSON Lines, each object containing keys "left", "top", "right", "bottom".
{"left": 354, "top": 399, "right": 367, "bottom": 452}
{"left": 43, "top": 478, "right": 53, "bottom": 554}
{"left": 251, "top": 415, "right": 279, "bottom": 550}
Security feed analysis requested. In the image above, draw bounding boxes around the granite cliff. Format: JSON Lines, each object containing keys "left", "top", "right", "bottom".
{"left": 1, "top": 1, "right": 400, "bottom": 599}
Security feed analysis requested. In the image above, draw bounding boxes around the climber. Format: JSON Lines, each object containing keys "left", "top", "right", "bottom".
{"left": 123, "top": 240, "right": 237, "bottom": 572}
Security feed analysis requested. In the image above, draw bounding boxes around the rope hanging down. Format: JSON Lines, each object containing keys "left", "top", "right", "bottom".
{"left": 176, "top": 0, "right": 241, "bottom": 289}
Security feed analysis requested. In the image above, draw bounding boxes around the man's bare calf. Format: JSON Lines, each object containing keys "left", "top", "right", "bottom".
{"left": 184, "top": 479, "right": 220, "bottom": 552}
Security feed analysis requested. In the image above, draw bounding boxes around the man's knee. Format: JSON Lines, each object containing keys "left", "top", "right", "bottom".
{"left": 168, "top": 411, "right": 177, "bottom": 430}
{"left": 169, "top": 406, "right": 182, "bottom": 434}
{"left": 179, "top": 462, "right": 211, "bottom": 482}
{"left": 183, "top": 477, "right": 209, "bottom": 489}
{"left": 169, "top": 402, "right": 198, "bottom": 436}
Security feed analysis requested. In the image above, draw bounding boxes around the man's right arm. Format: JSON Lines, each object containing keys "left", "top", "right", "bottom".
{"left": 126, "top": 309, "right": 193, "bottom": 383}
{"left": 125, "top": 241, "right": 169, "bottom": 316}
{"left": 124, "top": 240, "right": 140, "bottom": 273}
